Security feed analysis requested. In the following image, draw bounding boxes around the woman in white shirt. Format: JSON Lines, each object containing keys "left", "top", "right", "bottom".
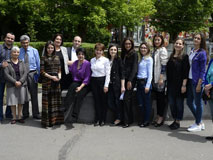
{"left": 90, "top": 43, "right": 110, "bottom": 126}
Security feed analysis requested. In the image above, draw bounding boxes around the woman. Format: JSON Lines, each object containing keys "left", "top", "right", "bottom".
{"left": 90, "top": 43, "right": 110, "bottom": 126}
{"left": 40, "top": 41, "right": 64, "bottom": 128}
{"left": 107, "top": 44, "right": 125, "bottom": 126}
{"left": 152, "top": 33, "right": 169, "bottom": 127}
{"left": 121, "top": 37, "right": 138, "bottom": 128}
{"left": 204, "top": 56, "right": 213, "bottom": 140}
{"left": 137, "top": 42, "right": 153, "bottom": 127}
{"left": 4, "top": 46, "right": 28, "bottom": 124}
{"left": 52, "top": 34, "right": 71, "bottom": 90}
{"left": 187, "top": 33, "right": 207, "bottom": 132}
{"left": 64, "top": 47, "right": 91, "bottom": 124}
{"left": 167, "top": 38, "right": 189, "bottom": 130}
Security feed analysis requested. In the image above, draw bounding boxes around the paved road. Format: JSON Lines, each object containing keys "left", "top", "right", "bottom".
{"left": 0, "top": 119, "right": 213, "bottom": 160}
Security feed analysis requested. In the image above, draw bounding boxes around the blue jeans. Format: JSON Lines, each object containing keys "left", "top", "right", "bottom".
{"left": 137, "top": 80, "right": 151, "bottom": 123}
{"left": 0, "top": 82, "right": 12, "bottom": 120}
{"left": 187, "top": 79, "right": 203, "bottom": 124}
{"left": 168, "top": 89, "right": 184, "bottom": 121}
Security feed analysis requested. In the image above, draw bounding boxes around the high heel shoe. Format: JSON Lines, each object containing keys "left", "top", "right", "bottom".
{"left": 154, "top": 121, "right": 164, "bottom": 127}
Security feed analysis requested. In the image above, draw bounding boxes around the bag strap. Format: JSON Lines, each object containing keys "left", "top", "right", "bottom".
{"left": 67, "top": 47, "right": 72, "bottom": 60}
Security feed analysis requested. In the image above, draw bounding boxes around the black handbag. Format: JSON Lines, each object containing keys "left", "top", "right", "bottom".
{"left": 202, "top": 88, "right": 213, "bottom": 101}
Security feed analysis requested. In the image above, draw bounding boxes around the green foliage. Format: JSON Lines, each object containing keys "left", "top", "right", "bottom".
{"left": 0, "top": 0, "right": 155, "bottom": 44}
{"left": 150, "top": 0, "right": 213, "bottom": 41}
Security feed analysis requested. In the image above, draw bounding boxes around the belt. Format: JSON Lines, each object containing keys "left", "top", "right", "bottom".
{"left": 137, "top": 78, "right": 147, "bottom": 82}
{"left": 29, "top": 70, "right": 36, "bottom": 73}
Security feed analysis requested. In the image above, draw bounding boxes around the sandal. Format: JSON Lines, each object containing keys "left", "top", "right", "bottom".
{"left": 11, "top": 120, "right": 16, "bottom": 124}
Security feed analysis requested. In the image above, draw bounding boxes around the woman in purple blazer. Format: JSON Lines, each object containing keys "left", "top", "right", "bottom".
{"left": 64, "top": 48, "right": 91, "bottom": 124}
{"left": 187, "top": 33, "right": 208, "bottom": 132}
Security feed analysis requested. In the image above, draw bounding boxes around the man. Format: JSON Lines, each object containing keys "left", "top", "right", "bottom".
{"left": 0, "top": 33, "right": 15, "bottom": 122}
{"left": 19, "top": 35, "right": 40, "bottom": 119}
{"left": 67, "top": 36, "right": 82, "bottom": 65}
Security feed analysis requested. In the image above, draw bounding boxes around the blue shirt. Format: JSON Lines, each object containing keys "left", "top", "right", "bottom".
{"left": 19, "top": 46, "right": 40, "bottom": 74}
{"left": 137, "top": 56, "right": 153, "bottom": 88}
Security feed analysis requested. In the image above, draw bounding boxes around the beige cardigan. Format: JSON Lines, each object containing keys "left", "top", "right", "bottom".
{"left": 153, "top": 47, "right": 168, "bottom": 83}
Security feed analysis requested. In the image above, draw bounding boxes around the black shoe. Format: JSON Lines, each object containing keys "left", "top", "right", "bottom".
{"left": 154, "top": 121, "right": 164, "bottom": 127}
{"left": 206, "top": 136, "right": 213, "bottom": 140}
{"left": 170, "top": 122, "right": 180, "bottom": 130}
{"left": 169, "top": 121, "right": 176, "bottom": 129}
{"left": 17, "top": 119, "right": 25, "bottom": 123}
{"left": 100, "top": 122, "right": 105, "bottom": 127}
{"left": 22, "top": 115, "right": 29, "bottom": 120}
{"left": 151, "top": 121, "right": 157, "bottom": 125}
{"left": 139, "top": 122, "right": 149, "bottom": 128}
{"left": 122, "top": 124, "right": 129, "bottom": 128}
{"left": 94, "top": 121, "right": 99, "bottom": 127}
{"left": 33, "top": 115, "right": 41, "bottom": 119}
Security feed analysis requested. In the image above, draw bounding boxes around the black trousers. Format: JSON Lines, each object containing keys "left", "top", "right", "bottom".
{"left": 91, "top": 77, "right": 107, "bottom": 123}
{"left": 64, "top": 82, "right": 89, "bottom": 123}
{"left": 122, "top": 81, "right": 135, "bottom": 125}
{"left": 152, "top": 90, "right": 167, "bottom": 117}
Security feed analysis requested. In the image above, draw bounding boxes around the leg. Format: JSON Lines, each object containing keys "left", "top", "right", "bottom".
{"left": 123, "top": 89, "right": 133, "bottom": 125}
{"left": 194, "top": 86, "right": 203, "bottom": 124}
{"left": 168, "top": 90, "right": 177, "bottom": 120}
{"left": 137, "top": 81, "right": 144, "bottom": 124}
{"left": 64, "top": 82, "right": 79, "bottom": 123}
{"left": 28, "top": 73, "right": 39, "bottom": 117}
{"left": 17, "top": 104, "right": 23, "bottom": 120}
{"left": 143, "top": 88, "right": 151, "bottom": 123}
{"left": 0, "top": 82, "right": 5, "bottom": 121}
{"left": 186, "top": 80, "right": 196, "bottom": 118}
{"left": 11, "top": 105, "right": 16, "bottom": 124}
{"left": 156, "top": 91, "right": 166, "bottom": 123}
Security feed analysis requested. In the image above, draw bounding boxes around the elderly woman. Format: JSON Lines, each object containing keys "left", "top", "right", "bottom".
{"left": 204, "top": 57, "right": 213, "bottom": 140}
{"left": 40, "top": 41, "right": 64, "bottom": 128}
{"left": 64, "top": 47, "right": 91, "bottom": 124}
{"left": 4, "top": 46, "right": 29, "bottom": 124}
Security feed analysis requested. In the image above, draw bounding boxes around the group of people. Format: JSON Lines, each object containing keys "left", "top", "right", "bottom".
{"left": 0, "top": 32, "right": 213, "bottom": 140}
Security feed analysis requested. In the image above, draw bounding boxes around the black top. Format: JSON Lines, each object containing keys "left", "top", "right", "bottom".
{"left": 11, "top": 61, "right": 20, "bottom": 81}
{"left": 110, "top": 57, "right": 124, "bottom": 93}
{"left": 122, "top": 51, "right": 138, "bottom": 82}
{"left": 167, "top": 54, "right": 190, "bottom": 97}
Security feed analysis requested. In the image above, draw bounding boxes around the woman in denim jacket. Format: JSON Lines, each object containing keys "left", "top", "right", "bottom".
{"left": 187, "top": 33, "right": 207, "bottom": 132}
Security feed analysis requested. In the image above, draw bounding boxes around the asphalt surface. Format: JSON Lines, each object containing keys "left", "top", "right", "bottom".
{"left": 0, "top": 118, "right": 213, "bottom": 160}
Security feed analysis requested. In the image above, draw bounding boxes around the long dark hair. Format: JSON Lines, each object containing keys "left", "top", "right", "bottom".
{"left": 107, "top": 44, "right": 119, "bottom": 60}
{"left": 153, "top": 33, "right": 165, "bottom": 49}
{"left": 44, "top": 40, "right": 56, "bottom": 57}
{"left": 121, "top": 37, "right": 135, "bottom": 59}
{"left": 193, "top": 33, "right": 209, "bottom": 63}
{"left": 169, "top": 38, "right": 185, "bottom": 61}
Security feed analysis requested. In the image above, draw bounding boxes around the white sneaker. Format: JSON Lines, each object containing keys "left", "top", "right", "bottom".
{"left": 187, "top": 124, "right": 202, "bottom": 132}
{"left": 201, "top": 122, "right": 205, "bottom": 130}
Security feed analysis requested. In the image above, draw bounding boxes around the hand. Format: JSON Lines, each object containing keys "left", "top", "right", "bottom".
{"left": 127, "top": 81, "right": 132, "bottom": 90}
{"left": 158, "top": 79, "right": 164, "bottom": 87}
{"left": 67, "top": 60, "right": 74, "bottom": 66}
{"left": 145, "top": 88, "right": 149, "bottom": 93}
{"left": 205, "top": 84, "right": 212, "bottom": 90}
{"left": 15, "top": 81, "right": 22, "bottom": 87}
{"left": 103, "top": 87, "right": 108, "bottom": 93}
{"left": 75, "top": 87, "right": 82, "bottom": 92}
{"left": 2, "top": 61, "right": 8, "bottom": 68}
{"left": 121, "top": 86, "right": 125, "bottom": 93}
{"left": 181, "top": 86, "right": 186, "bottom": 94}
{"left": 51, "top": 76, "right": 59, "bottom": 82}
{"left": 196, "top": 84, "right": 201, "bottom": 93}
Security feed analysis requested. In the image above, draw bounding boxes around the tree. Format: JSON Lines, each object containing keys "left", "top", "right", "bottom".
{"left": 150, "top": 0, "right": 213, "bottom": 42}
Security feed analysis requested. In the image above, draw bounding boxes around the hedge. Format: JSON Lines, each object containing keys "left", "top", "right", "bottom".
{"left": 0, "top": 42, "right": 96, "bottom": 60}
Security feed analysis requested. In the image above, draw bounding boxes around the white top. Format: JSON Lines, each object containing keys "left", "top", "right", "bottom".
{"left": 71, "top": 47, "right": 78, "bottom": 61}
{"left": 188, "top": 50, "right": 196, "bottom": 79}
{"left": 90, "top": 56, "right": 111, "bottom": 87}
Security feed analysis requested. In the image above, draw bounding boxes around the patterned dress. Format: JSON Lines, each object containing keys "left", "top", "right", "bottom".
{"left": 40, "top": 55, "right": 64, "bottom": 127}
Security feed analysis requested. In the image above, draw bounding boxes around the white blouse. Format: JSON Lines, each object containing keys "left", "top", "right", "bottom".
{"left": 90, "top": 56, "right": 111, "bottom": 87}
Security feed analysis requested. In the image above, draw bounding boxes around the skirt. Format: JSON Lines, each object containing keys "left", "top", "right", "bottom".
{"left": 6, "top": 86, "right": 29, "bottom": 106}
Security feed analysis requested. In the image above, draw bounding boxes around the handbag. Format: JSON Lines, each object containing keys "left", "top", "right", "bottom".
{"left": 202, "top": 88, "right": 213, "bottom": 101}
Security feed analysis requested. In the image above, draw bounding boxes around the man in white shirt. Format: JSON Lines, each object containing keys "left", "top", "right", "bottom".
{"left": 68, "top": 36, "right": 82, "bottom": 65}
